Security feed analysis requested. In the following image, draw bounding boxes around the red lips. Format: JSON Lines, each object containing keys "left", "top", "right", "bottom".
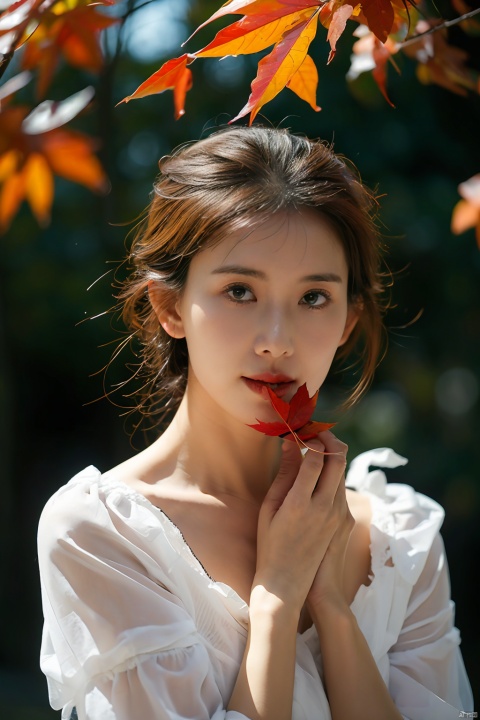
{"left": 247, "top": 373, "right": 294, "bottom": 383}
{"left": 242, "top": 373, "right": 295, "bottom": 398}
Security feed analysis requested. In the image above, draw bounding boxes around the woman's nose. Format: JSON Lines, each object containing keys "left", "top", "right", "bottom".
{"left": 253, "top": 305, "right": 294, "bottom": 358}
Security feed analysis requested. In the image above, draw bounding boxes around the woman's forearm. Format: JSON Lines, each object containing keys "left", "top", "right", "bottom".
{"left": 312, "top": 601, "right": 403, "bottom": 720}
{"left": 227, "top": 586, "right": 299, "bottom": 720}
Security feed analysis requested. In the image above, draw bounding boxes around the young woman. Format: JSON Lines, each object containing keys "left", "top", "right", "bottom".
{"left": 38, "top": 126, "right": 473, "bottom": 720}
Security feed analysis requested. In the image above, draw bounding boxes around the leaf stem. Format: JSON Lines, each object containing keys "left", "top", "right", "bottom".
{"left": 400, "top": 7, "right": 480, "bottom": 50}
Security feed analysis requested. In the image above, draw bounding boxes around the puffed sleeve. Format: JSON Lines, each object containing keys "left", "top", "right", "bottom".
{"left": 347, "top": 448, "right": 474, "bottom": 720}
{"left": 38, "top": 469, "right": 249, "bottom": 720}
{"left": 388, "top": 532, "right": 474, "bottom": 719}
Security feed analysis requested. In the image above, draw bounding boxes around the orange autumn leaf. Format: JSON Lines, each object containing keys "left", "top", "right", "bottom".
{"left": 452, "top": 0, "right": 480, "bottom": 32}
{"left": 195, "top": 8, "right": 317, "bottom": 58}
{"left": 41, "top": 129, "right": 108, "bottom": 193}
{"left": 192, "top": 0, "right": 319, "bottom": 35}
{"left": 0, "top": 89, "right": 108, "bottom": 232}
{"left": 119, "top": 5, "right": 321, "bottom": 117}
{"left": 21, "top": 40, "right": 58, "bottom": 100}
{"left": 117, "top": 0, "right": 477, "bottom": 121}
{"left": 403, "top": 19, "right": 480, "bottom": 98}
{"left": 19, "top": 3, "right": 118, "bottom": 97}
{"left": 0, "top": 1, "right": 114, "bottom": 55}
{"left": 173, "top": 62, "right": 194, "bottom": 119}
{"left": 57, "top": 6, "right": 118, "bottom": 70}
{"left": 452, "top": 200, "right": 480, "bottom": 245}
{"left": 231, "top": 9, "right": 319, "bottom": 123}
{"left": 372, "top": 36, "right": 397, "bottom": 106}
{"left": 23, "top": 151, "right": 54, "bottom": 225}
{"left": 0, "top": 167, "right": 27, "bottom": 232}
{"left": 0, "top": 106, "right": 30, "bottom": 154}
{"left": 451, "top": 174, "right": 480, "bottom": 248}
{"left": 0, "top": 149, "right": 22, "bottom": 181}
{"left": 120, "top": 54, "right": 194, "bottom": 120}
{"left": 286, "top": 52, "right": 320, "bottom": 110}
{"left": 0, "top": 128, "right": 107, "bottom": 231}
{"left": 323, "top": 2, "right": 358, "bottom": 64}
{"left": 347, "top": 26, "right": 401, "bottom": 106}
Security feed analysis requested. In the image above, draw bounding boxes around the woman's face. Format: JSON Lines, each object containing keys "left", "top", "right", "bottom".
{"left": 164, "top": 209, "right": 357, "bottom": 428}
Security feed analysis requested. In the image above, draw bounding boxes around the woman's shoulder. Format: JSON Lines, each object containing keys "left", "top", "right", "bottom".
{"left": 38, "top": 464, "right": 167, "bottom": 562}
{"left": 38, "top": 465, "right": 104, "bottom": 538}
{"left": 346, "top": 447, "right": 444, "bottom": 521}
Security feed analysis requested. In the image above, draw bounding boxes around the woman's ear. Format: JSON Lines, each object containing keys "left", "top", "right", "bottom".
{"left": 148, "top": 281, "right": 185, "bottom": 339}
{"left": 338, "top": 302, "right": 360, "bottom": 348}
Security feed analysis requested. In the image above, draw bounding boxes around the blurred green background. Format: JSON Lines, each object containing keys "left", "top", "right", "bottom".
{"left": 0, "top": 0, "right": 479, "bottom": 716}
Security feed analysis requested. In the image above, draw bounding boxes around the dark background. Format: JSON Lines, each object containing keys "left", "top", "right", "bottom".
{"left": 0, "top": 0, "right": 479, "bottom": 716}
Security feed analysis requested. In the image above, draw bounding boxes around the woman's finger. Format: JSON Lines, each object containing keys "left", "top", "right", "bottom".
{"left": 315, "top": 431, "right": 348, "bottom": 505}
{"left": 264, "top": 441, "right": 303, "bottom": 511}
{"left": 287, "top": 437, "right": 326, "bottom": 501}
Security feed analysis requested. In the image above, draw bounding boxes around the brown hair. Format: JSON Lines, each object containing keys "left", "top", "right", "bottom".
{"left": 118, "top": 125, "right": 388, "bottom": 427}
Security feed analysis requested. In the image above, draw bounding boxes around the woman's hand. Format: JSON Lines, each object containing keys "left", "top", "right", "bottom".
{"left": 306, "top": 432, "right": 355, "bottom": 616}
{"left": 253, "top": 431, "right": 351, "bottom": 614}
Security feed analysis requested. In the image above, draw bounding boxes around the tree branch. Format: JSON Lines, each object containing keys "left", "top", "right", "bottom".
{"left": 0, "top": 0, "right": 57, "bottom": 81}
{"left": 400, "top": 7, "right": 480, "bottom": 50}
{"left": 0, "top": 51, "right": 14, "bottom": 82}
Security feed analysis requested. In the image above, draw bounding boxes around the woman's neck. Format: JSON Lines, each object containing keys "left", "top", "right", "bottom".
{"left": 150, "top": 391, "right": 282, "bottom": 505}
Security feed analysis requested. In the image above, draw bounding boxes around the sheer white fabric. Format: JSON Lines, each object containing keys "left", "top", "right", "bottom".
{"left": 38, "top": 448, "right": 474, "bottom": 720}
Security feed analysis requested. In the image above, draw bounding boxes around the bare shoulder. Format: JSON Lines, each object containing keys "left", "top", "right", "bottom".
{"left": 344, "top": 489, "right": 373, "bottom": 599}
{"left": 346, "top": 488, "right": 372, "bottom": 528}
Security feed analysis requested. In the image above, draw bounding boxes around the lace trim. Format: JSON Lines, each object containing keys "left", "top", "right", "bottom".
{"left": 98, "top": 472, "right": 215, "bottom": 582}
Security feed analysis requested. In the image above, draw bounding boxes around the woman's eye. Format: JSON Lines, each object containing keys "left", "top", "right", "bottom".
{"left": 301, "top": 291, "right": 329, "bottom": 308}
{"left": 226, "top": 285, "right": 255, "bottom": 302}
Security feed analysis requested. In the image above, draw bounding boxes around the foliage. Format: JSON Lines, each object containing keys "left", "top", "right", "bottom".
{"left": 451, "top": 173, "right": 480, "bottom": 247}
{"left": 248, "top": 383, "right": 335, "bottom": 443}
{"left": 0, "top": 0, "right": 115, "bottom": 230}
{"left": 122, "top": 0, "right": 480, "bottom": 122}
{"left": 0, "top": 83, "right": 108, "bottom": 229}
{"left": 0, "top": 0, "right": 479, "bottom": 238}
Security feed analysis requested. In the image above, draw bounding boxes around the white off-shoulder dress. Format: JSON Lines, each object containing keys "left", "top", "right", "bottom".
{"left": 38, "top": 448, "right": 474, "bottom": 720}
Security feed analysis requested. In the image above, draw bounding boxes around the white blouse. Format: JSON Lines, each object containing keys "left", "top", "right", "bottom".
{"left": 38, "top": 448, "right": 474, "bottom": 720}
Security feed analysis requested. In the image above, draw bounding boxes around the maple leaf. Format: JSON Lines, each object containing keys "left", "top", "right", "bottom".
{"left": 191, "top": 0, "right": 320, "bottom": 36}
{"left": 451, "top": 0, "right": 480, "bottom": 33}
{"left": 248, "top": 382, "right": 335, "bottom": 443}
{"left": 347, "top": 24, "right": 401, "bottom": 106}
{"left": 231, "top": 9, "right": 320, "bottom": 124}
{"left": 195, "top": 8, "right": 316, "bottom": 58}
{"left": 116, "top": 0, "right": 408, "bottom": 120}
{"left": 286, "top": 52, "right": 320, "bottom": 110}
{"left": 402, "top": 18, "right": 480, "bottom": 98}
{"left": 119, "top": 6, "right": 320, "bottom": 117}
{"left": 0, "top": 88, "right": 108, "bottom": 232}
{"left": 119, "top": 54, "right": 195, "bottom": 120}
{"left": 118, "top": 0, "right": 474, "bottom": 122}
{"left": 451, "top": 174, "right": 480, "bottom": 249}
{"left": 357, "top": 0, "right": 394, "bottom": 43}
{"left": 19, "top": 2, "right": 118, "bottom": 97}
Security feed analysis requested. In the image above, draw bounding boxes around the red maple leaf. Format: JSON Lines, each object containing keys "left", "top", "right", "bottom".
{"left": 248, "top": 382, "right": 334, "bottom": 443}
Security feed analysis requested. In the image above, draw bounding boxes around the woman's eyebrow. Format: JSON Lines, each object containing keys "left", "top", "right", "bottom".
{"left": 212, "top": 265, "right": 343, "bottom": 283}
{"left": 212, "top": 265, "right": 265, "bottom": 279}
{"left": 303, "top": 273, "right": 343, "bottom": 283}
